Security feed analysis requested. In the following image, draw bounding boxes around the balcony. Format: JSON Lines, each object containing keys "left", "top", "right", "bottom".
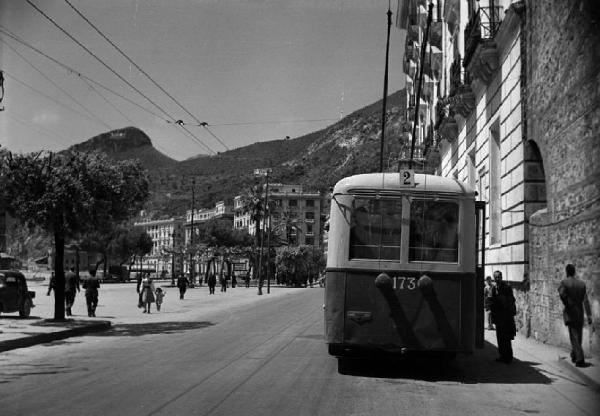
{"left": 437, "top": 108, "right": 459, "bottom": 142}
{"left": 430, "top": 21, "right": 443, "bottom": 49}
{"left": 463, "top": 6, "right": 503, "bottom": 83}
{"left": 448, "top": 57, "right": 475, "bottom": 118}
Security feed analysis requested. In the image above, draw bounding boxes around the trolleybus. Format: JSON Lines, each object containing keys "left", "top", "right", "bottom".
{"left": 324, "top": 171, "right": 485, "bottom": 357}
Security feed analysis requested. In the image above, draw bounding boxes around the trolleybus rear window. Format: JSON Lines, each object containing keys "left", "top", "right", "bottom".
{"left": 349, "top": 198, "right": 402, "bottom": 260}
{"left": 409, "top": 200, "right": 459, "bottom": 262}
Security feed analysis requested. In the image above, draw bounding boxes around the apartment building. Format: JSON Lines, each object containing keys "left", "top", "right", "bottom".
{"left": 234, "top": 184, "right": 326, "bottom": 248}
{"left": 398, "top": 0, "right": 599, "bottom": 353}
{"left": 133, "top": 215, "right": 185, "bottom": 275}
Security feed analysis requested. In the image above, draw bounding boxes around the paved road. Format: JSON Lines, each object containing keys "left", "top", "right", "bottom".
{"left": 0, "top": 286, "right": 598, "bottom": 416}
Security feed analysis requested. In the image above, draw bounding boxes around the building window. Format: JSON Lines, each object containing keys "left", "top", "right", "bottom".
{"left": 489, "top": 119, "right": 502, "bottom": 245}
{"left": 289, "top": 200, "right": 297, "bottom": 207}
{"left": 305, "top": 236, "right": 314, "bottom": 245}
{"left": 306, "top": 199, "right": 314, "bottom": 207}
{"left": 305, "top": 211, "right": 315, "bottom": 220}
{"left": 468, "top": 151, "right": 477, "bottom": 190}
{"left": 306, "top": 224, "right": 313, "bottom": 234}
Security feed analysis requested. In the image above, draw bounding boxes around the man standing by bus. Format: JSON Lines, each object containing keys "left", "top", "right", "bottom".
{"left": 558, "top": 264, "right": 593, "bottom": 367}
{"left": 490, "top": 270, "right": 517, "bottom": 364}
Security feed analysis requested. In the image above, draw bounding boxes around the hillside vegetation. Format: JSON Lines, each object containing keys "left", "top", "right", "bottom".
{"left": 69, "top": 89, "right": 409, "bottom": 217}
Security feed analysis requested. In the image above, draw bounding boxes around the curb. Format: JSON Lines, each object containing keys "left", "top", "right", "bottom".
{"left": 556, "top": 356, "right": 600, "bottom": 393}
{"left": 0, "top": 320, "right": 112, "bottom": 353}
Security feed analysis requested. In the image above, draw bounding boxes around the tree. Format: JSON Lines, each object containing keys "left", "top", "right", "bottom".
{"left": 240, "top": 184, "right": 267, "bottom": 293}
{"left": 1, "top": 150, "right": 149, "bottom": 320}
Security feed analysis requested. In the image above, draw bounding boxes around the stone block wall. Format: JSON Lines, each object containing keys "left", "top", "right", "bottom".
{"left": 526, "top": 0, "right": 600, "bottom": 354}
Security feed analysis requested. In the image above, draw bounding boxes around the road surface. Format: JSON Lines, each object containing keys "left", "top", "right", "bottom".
{"left": 0, "top": 286, "right": 598, "bottom": 415}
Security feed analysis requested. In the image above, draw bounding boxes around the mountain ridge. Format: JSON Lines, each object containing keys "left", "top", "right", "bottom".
{"left": 70, "top": 88, "right": 409, "bottom": 217}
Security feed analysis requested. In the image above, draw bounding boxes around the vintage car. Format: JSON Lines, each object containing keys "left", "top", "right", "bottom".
{"left": 0, "top": 270, "right": 35, "bottom": 317}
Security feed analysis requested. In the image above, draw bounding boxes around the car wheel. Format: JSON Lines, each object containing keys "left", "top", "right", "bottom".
{"left": 19, "top": 299, "right": 32, "bottom": 318}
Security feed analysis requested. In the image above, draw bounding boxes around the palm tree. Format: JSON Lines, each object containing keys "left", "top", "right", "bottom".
{"left": 240, "top": 184, "right": 267, "bottom": 293}
{"left": 272, "top": 210, "right": 303, "bottom": 246}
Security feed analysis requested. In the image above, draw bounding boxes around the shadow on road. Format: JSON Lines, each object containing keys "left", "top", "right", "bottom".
{"left": 92, "top": 321, "right": 215, "bottom": 337}
{"left": 336, "top": 341, "right": 553, "bottom": 385}
{"left": 0, "top": 315, "right": 43, "bottom": 321}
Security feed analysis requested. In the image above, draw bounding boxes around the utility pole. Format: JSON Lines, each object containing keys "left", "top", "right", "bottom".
{"left": 189, "top": 177, "right": 195, "bottom": 287}
{"left": 254, "top": 168, "right": 272, "bottom": 295}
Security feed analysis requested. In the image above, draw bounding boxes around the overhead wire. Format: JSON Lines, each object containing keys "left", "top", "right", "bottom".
{"left": 1, "top": 25, "right": 214, "bottom": 155}
{"left": 0, "top": 25, "right": 164, "bottom": 121}
{"left": 79, "top": 77, "right": 137, "bottom": 126}
{"left": 1, "top": 38, "right": 112, "bottom": 130}
{"left": 4, "top": 111, "right": 71, "bottom": 148}
{"left": 3, "top": 70, "right": 113, "bottom": 129}
{"left": 166, "top": 117, "right": 340, "bottom": 127}
{"left": 64, "top": 0, "right": 230, "bottom": 151}
{"left": 24, "top": 0, "right": 217, "bottom": 154}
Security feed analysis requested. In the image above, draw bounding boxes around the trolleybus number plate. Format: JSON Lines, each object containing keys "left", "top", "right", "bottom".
{"left": 392, "top": 276, "right": 417, "bottom": 290}
{"left": 398, "top": 169, "right": 415, "bottom": 187}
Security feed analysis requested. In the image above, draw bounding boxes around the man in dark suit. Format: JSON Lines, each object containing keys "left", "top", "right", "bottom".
{"left": 64, "top": 267, "right": 80, "bottom": 316}
{"left": 490, "top": 270, "right": 517, "bottom": 363}
{"left": 558, "top": 264, "right": 593, "bottom": 367}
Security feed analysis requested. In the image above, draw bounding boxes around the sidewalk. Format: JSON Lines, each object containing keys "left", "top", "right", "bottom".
{"left": 506, "top": 329, "right": 600, "bottom": 393}
{"left": 0, "top": 280, "right": 301, "bottom": 353}
{"left": 2, "top": 281, "right": 599, "bottom": 392}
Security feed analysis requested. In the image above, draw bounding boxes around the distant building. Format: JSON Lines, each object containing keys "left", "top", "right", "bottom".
{"left": 133, "top": 215, "right": 185, "bottom": 275}
{"left": 234, "top": 184, "right": 327, "bottom": 248}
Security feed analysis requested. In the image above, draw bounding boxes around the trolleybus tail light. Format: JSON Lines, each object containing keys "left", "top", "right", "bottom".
{"left": 417, "top": 274, "right": 434, "bottom": 296}
{"left": 374, "top": 272, "right": 392, "bottom": 289}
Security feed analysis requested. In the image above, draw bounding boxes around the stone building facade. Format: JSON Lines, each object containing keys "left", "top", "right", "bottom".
{"left": 526, "top": 0, "right": 599, "bottom": 353}
{"left": 398, "top": 0, "right": 599, "bottom": 354}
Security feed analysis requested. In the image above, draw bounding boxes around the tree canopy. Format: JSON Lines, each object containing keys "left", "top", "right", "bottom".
{"left": 1, "top": 150, "right": 149, "bottom": 319}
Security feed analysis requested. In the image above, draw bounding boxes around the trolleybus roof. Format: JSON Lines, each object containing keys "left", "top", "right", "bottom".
{"left": 332, "top": 173, "right": 475, "bottom": 196}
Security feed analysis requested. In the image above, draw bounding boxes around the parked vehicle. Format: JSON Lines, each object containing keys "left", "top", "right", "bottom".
{"left": 0, "top": 270, "right": 36, "bottom": 317}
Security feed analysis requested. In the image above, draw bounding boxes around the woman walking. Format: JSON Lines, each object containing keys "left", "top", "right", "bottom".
{"left": 140, "top": 274, "right": 156, "bottom": 313}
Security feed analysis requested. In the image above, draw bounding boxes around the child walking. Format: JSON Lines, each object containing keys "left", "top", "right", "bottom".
{"left": 155, "top": 287, "right": 165, "bottom": 311}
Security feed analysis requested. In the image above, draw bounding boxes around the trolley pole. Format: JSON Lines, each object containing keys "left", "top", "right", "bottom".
{"left": 380, "top": 5, "right": 392, "bottom": 172}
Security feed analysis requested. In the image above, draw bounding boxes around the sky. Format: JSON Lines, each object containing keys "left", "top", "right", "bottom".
{"left": 0, "top": 0, "right": 405, "bottom": 161}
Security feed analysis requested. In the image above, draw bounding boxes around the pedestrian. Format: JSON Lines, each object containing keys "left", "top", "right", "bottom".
{"left": 46, "top": 272, "right": 56, "bottom": 296}
{"left": 136, "top": 272, "right": 144, "bottom": 308}
{"left": 490, "top": 270, "right": 517, "bottom": 364}
{"left": 82, "top": 269, "right": 100, "bottom": 317}
{"left": 177, "top": 273, "right": 189, "bottom": 299}
{"left": 231, "top": 270, "right": 237, "bottom": 288}
{"left": 64, "top": 267, "right": 80, "bottom": 316}
{"left": 484, "top": 276, "right": 495, "bottom": 330}
{"left": 220, "top": 270, "right": 227, "bottom": 292}
{"left": 245, "top": 271, "right": 251, "bottom": 288}
{"left": 207, "top": 270, "right": 216, "bottom": 294}
{"left": 155, "top": 287, "right": 165, "bottom": 311}
{"left": 558, "top": 264, "right": 593, "bottom": 367}
{"left": 140, "top": 273, "right": 156, "bottom": 313}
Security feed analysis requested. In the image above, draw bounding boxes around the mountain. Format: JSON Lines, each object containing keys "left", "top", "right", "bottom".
{"left": 68, "top": 127, "right": 177, "bottom": 170}
{"left": 73, "top": 89, "right": 409, "bottom": 217}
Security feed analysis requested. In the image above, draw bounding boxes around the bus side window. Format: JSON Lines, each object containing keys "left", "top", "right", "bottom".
{"left": 409, "top": 200, "right": 458, "bottom": 262}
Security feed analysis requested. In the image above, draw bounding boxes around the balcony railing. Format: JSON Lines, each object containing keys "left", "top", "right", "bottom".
{"left": 464, "top": 6, "right": 503, "bottom": 67}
